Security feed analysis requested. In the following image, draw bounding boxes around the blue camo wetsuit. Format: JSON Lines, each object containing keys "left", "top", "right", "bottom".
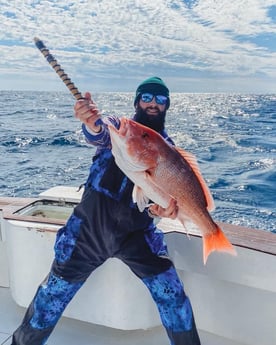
{"left": 12, "top": 116, "right": 201, "bottom": 345}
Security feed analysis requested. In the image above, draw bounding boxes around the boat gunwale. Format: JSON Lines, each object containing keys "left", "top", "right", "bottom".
{"left": 1, "top": 196, "right": 275, "bottom": 255}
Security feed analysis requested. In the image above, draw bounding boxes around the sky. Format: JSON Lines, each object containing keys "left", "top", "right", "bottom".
{"left": 0, "top": 0, "right": 276, "bottom": 93}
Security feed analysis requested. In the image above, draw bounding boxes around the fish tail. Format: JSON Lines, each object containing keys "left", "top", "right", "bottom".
{"left": 203, "top": 225, "right": 237, "bottom": 265}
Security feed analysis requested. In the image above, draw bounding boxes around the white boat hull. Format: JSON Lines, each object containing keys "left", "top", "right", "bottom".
{"left": 163, "top": 226, "right": 276, "bottom": 345}
{"left": 1, "top": 186, "right": 276, "bottom": 345}
{"left": 4, "top": 219, "right": 160, "bottom": 330}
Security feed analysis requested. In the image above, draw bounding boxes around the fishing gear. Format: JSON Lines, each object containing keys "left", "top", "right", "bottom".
{"left": 34, "top": 37, "right": 83, "bottom": 100}
{"left": 34, "top": 37, "right": 102, "bottom": 126}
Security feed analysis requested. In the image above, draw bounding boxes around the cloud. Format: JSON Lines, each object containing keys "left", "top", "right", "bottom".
{"left": 0, "top": 0, "right": 275, "bottom": 92}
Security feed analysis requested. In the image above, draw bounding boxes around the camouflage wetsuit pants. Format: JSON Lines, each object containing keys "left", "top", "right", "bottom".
{"left": 12, "top": 179, "right": 200, "bottom": 345}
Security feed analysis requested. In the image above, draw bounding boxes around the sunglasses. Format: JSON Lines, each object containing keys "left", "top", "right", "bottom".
{"left": 140, "top": 93, "right": 168, "bottom": 105}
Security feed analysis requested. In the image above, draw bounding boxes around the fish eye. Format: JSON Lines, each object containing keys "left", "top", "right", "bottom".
{"left": 142, "top": 132, "right": 149, "bottom": 138}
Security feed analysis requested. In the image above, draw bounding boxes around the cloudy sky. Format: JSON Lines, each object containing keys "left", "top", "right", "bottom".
{"left": 1, "top": 0, "right": 276, "bottom": 93}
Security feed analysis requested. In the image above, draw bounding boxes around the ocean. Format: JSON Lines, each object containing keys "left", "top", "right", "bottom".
{"left": 0, "top": 91, "right": 275, "bottom": 232}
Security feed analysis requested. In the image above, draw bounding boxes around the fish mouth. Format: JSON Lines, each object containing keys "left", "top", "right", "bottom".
{"left": 118, "top": 117, "right": 129, "bottom": 136}
{"left": 108, "top": 117, "right": 129, "bottom": 137}
{"left": 109, "top": 117, "right": 145, "bottom": 142}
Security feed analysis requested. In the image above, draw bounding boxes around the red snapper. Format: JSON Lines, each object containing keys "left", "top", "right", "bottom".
{"left": 108, "top": 117, "right": 236, "bottom": 264}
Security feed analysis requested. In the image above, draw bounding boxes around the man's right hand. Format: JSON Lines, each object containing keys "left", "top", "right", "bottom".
{"left": 74, "top": 92, "right": 102, "bottom": 133}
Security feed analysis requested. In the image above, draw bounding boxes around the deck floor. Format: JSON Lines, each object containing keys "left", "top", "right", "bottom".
{"left": 0, "top": 286, "right": 245, "bottom": 345}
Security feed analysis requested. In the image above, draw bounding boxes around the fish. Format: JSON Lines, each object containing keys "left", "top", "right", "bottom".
{"left": 108, "top": 117, "right": 236, "bottom": 264}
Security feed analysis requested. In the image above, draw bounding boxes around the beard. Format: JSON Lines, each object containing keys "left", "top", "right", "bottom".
{"left": 133, "top": 104, "right": 166, "bottom": 133}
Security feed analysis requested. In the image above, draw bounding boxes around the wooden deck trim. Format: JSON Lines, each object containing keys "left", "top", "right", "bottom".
{"left": 159, "top": 218, "right": 276, "bottom": 256}
{"left": 1, "top": 196, "right": 275, "bottom": 255}
{"left": 0, "top": 197, "right": 70, "bottom": 226}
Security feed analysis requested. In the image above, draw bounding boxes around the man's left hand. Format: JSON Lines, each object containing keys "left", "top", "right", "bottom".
{"left": 148, "top": 198, "right": 178, "bottom": 219}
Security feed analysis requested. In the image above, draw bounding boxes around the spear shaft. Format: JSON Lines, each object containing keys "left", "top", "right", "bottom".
{"left": 34, "top": 37, "right": 82, "bottom": 100}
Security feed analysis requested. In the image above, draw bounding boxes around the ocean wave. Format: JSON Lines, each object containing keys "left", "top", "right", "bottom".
{"left": 0, "top": 92, "right": 275, "bottom": 232}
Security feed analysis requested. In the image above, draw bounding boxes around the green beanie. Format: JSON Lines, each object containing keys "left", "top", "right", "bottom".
{"left": 134, "top": 76, "right": 170, "bottom": 109}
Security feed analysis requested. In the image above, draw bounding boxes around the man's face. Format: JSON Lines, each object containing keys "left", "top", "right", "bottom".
{"left": 134, "top": 96, "right": 167, "bottom": 132}
{"left": 139, "top": 96, "right": 166, "bottom": 116}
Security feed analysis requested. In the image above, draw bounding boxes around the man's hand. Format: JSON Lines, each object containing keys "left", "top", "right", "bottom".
{"left": 74, "top": 92, "right": 102, "bottom": 133}
{"left": 148, "top": 198, "right": 178, "bottom": 219}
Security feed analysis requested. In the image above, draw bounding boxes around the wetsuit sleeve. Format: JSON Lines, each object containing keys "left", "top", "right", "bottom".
{"left": 161, "top": 130, "right": 175, "bottom": 146}
{"left": 82, "top": 116, "right": 120, "bottom": 148}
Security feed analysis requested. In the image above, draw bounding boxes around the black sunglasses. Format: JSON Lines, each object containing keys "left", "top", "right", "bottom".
{"left": 140, "top": 93, "right": 168, "bottom": 105}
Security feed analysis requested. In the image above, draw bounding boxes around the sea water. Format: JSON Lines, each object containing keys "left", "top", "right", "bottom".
{"left": 0, "top": 91, "right": 275, "bottom": 232}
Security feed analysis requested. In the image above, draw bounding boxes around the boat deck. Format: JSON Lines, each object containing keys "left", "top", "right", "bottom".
{"left": 0, "top": 286, "right": 243, "bottom": 345}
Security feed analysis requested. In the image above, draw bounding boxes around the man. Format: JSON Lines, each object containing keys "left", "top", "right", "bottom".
{"left": 12, "top": 77, "right": 201, "bottom": 345}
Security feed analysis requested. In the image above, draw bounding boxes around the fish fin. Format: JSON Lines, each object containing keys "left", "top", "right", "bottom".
{"left": 175, "top": 147, "right": 215, "bottom": 212}
{"left": 177, "top": 214, "right": 192, "bottom": 239}
{"left": 203, "top": 225, "right": 237, "bottom": 265}
{"left": 132, "top": 185, "right": 150, "bottom": 212}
